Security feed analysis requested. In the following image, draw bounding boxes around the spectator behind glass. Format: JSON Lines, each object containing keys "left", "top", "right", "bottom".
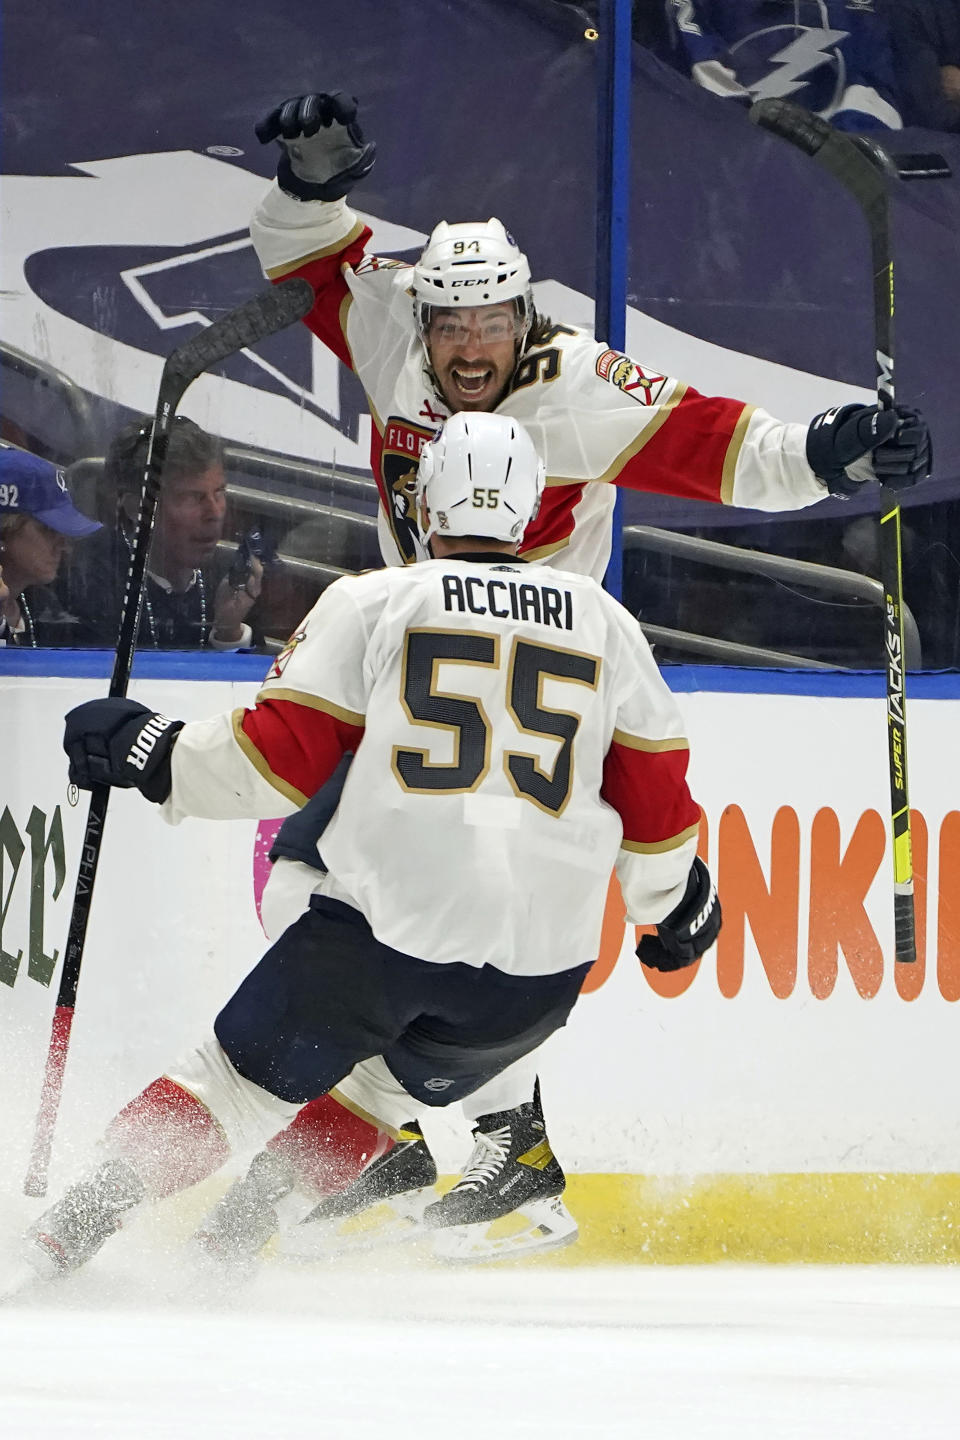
{"left": 888, "top": 0, "right": 960, "bottom": 132}
{"left": 0, "top": 444, "right": 102, "bottom": 648}
{"left": 661, "top": 0, "right": 903, "bottom": 131}
{"left": 70, "top": 417, "right": 262, "bottom": 651}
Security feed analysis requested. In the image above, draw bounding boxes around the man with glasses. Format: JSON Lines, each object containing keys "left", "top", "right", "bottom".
{"left": 69, "top": 418, "right": 262, "bottom": 651}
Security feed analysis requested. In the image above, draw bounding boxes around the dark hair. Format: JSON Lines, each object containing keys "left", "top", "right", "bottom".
{"left": 525, "top": 311, "right": 559, "bottom": 349}
{"left": 103, "top": 416, "right": 224, "bottom": 498}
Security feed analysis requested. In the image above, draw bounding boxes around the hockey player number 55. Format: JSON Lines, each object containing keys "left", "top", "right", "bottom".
{"left": 392, "top": 629, "right": 600, "bottom": 815}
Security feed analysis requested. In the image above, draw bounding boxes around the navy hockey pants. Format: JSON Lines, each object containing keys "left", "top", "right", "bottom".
{"left": 214, "top": 896, "right": 589, "bottom": 1107}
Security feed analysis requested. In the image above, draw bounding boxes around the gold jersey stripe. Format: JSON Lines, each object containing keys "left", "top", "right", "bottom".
{"left": 612, "top": 729, "right": 689, "bottom": 753}
{"left": 255, "top": 687, "right": 366, "bottom": 728}
{"left": 720, "top": 403, "right": 756, "bottom": 505}
{"left": 339, "top": 291, "right": 356, "bottom": 365}
{"left": 263, "top": 218, "right": 367, "bottom": 278}
{"left": 621, "top": 821, "right": 700, "bottom": 855}
{"left": 520, "top": 535, "right": 573, "bottom": 562}
{"left": 231, "top": 708, "right": 309, "bottom": 809}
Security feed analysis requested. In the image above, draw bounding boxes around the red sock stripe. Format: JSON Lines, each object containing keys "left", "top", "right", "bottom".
{"left": 105, "top": 1076, "right": 230, "bottom": 1198}
{"left": 268, "top": 1093, "right": 392, "bottom": 1197}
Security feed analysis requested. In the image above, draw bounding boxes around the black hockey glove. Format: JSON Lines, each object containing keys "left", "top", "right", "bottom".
{"left": 637, "top": 857, "right": 721, "bottom": 972}
{"left": 255, "top": 92, "right": 376, "bottom": 202}
{"left": 806, "top": 403, "right": 932, "bottom": 498}
{"left": 63, "top": 699, "right": 183, "bottom": 804}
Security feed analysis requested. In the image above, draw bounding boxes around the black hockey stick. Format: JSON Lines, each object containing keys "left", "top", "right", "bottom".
{"left": 750, "top": 99, "right": 950, "bottom": 966}
{"left": 23, "top": 277, "right": 314, "bottom": 1197}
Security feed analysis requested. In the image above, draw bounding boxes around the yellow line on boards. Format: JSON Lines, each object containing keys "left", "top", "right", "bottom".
{"left": 548, "top": 1173, "right": 960, "bottom": 1265}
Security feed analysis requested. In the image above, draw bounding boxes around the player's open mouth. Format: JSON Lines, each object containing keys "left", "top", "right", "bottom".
{"left": 451, "top": 366, "right": 494, "bottom": 396}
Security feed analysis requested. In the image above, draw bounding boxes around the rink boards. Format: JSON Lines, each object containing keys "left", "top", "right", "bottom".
{"left": 2, "top": 655, "right": 959, "bottom": 1262}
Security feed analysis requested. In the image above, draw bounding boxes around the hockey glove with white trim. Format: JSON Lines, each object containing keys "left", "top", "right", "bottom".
{"left": 806, "top": 403, "right": 932, "bottom": 497}
{"left": 637, "top": 857, "right": 721, "bottom": 972}
{"left": 64, "top": 699, "right": 183, "bottom": 804}
{"left": 255, "top": 92, "right": 376, "bottom": 202}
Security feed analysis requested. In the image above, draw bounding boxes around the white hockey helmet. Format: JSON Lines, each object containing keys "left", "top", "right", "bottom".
{"left": 416, "top": 412, "right": 545, "bottom": 546}
{"left": 412, "top": 219, "right": 534, "bottom": 343}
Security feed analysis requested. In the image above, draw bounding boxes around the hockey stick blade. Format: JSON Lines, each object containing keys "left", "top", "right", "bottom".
{"left": 750, "top": 104, "right": 952, "bottom": 184}
{"left": 749, "top": 98, "right": 834, "bottom": 159}
{"left": 162, "top": 276, "right": 314, "bottom": 392}
{"left": 750, "top": 99, "right": 894, "bottom": 205}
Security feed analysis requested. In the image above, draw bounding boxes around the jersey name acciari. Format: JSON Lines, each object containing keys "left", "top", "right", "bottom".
{"left": 161, "top": 559, "right": 701, "bottom": 977}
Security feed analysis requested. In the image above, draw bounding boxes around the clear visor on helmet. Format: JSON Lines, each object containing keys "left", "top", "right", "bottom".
{"left": 416, "top": 298, "right": 531, "bottom": 346}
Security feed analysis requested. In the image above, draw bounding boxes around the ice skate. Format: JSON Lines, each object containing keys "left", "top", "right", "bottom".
{"left": 277, "top": 1121, "right": 439, "bottom": 1260}
{"left": 24, "top": 1157, "right": 146, "bottom": 1280}
{"left": 192, "top": 1148, "right": 301, "bottom": 1268}
{"left": 424, "top": 1098, "right": 578, "bottom": 1263}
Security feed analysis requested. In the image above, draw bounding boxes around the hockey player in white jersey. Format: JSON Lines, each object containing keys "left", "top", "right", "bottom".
{"left": 215, "top": 85, "right": 934, "bottom": 1255}
{"left": 25, "top": 413, "right": 720, "bottom": 1277}
{"left": 250, "top": 91, "right": 932, "bottom": 577}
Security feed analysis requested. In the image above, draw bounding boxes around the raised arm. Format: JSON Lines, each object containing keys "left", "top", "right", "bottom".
{"left": 250, "top": 91, "right": 377, "bottom": 367}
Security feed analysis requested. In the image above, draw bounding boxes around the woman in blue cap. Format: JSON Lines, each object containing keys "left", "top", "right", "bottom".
{"left": 0, "top": 443, "right": 101, "bottom": 647}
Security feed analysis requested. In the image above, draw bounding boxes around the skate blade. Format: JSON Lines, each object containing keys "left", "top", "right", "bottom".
{"left": 275, "top": 1190, "right": 435, "bottom": 1262}
{"left": 431, "top": 1196, "right": 579, "bottom": 1264}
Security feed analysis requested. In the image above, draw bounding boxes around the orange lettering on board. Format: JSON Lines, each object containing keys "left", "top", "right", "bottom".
{"left": 937, "top": 812, "right": 960, "bottom": 1002}
{"left": 808, "top": 808, "right": 885, "bottom": 999}
{"left": 716, "top": 805, "right": 799, "bottom": 999}
{"left": 894, "top": 810, "right": 927, "bottom": 1000}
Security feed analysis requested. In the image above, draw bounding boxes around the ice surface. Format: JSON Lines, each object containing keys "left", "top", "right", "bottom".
{"left": 2, "top": 1250, "right": 960, "bottom": 1438}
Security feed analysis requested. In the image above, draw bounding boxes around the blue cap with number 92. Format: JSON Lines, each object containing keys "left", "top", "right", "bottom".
{"left": 0, "top": 444, "right": 101, "bottom": 537}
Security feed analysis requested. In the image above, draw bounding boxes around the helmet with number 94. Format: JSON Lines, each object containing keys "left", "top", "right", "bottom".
{"left": 416, "top": 413, "right": 545, "bottom": 546}
{"left": 412, "top": 219, "right": 534, "bottom": 343}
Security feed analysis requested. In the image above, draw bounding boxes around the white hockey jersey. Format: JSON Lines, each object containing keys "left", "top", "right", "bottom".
{"left": 251, "top": 185, "right": 829, "bottom": 581}
{"left": 162, "top": 557, "right": 701, "bottom": 977}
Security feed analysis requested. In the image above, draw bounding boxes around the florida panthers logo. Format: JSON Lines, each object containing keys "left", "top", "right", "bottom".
{"left": 354, "top": 254, "right": 410, "bottom": 274}
{"left": 381, "top": 417, "right": 436, "bottom": 562}
{"left": 596, "top": 349, "right": 666, "bottom": 406}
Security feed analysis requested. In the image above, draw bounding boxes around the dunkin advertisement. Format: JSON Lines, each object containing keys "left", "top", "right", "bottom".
{"left": 1, "top": 661, "right": 957, "bottom": 1195}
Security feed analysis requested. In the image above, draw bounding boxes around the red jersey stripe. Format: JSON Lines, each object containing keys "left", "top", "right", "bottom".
{"left": 277, "top": 228, "right": 372, "bottom": 371}
{"left": 239, "top": 697, "right": 365, "bottom": 807}
{"left": 601, "top": 739, "right": 700, "bottom": 849}
{"left": 616, "top": 389, "right": 751, "bottom": 504}
{"left": 520, "top": 481, "right": 587, "bottom": 559}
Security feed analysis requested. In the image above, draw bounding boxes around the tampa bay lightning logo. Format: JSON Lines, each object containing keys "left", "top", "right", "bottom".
{"left": 728, "top": 23, "right": 850, "bottom": 113}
